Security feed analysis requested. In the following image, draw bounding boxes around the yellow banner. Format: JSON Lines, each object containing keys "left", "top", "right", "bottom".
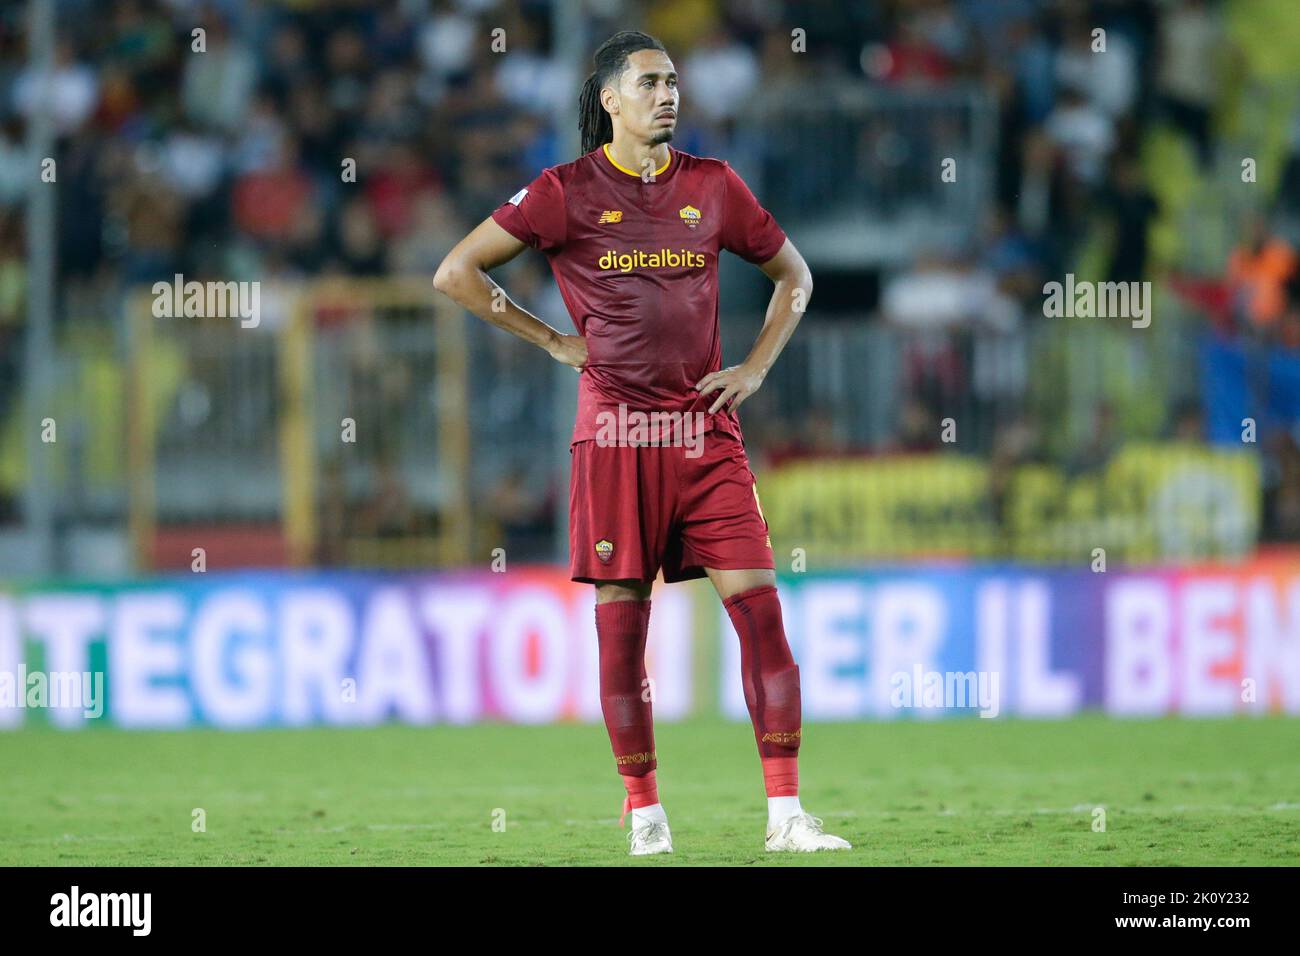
{"left": 759, "top": 444, "right": 1259, "bottom": 563}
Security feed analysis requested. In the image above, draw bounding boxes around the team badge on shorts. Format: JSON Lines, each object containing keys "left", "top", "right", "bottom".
{"left": 595, "top": 539, "right": 615, "bottom": 564}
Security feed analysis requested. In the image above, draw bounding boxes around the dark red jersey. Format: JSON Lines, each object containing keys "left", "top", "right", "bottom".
{"left": 491, "top": 144, "right": 787, "bottom": 445}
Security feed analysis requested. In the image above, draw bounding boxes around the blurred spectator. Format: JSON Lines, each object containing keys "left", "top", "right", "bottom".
{"left": 758, "top": 405, "right": 854, "bottom": 466}
{"left": 1045, "top": 86, "right": 1117, "bottom": 188}
{"left": 979, "top": 205, "right": 1043, "bottom": 305}
{"left": 0, "top": 0, "right": 1293, "bottom": 562}
{"left": 181, "top": 17, "right": 255, "bottom": 133}
{"left": 108, "top": 158, "right": 185, "bottom": 283}
{"left": 483, "top": 463, "right": 554, "bottom": 560}
{"left": 12, "top": 40, "right": 98, "bottom": 135}
{"left": 647, "top": 0, "right": 722, "bottom": 58}
{"left": 987, "top": 411, "right": 1043, "bottom": 532}
{"left": 884, "top": 396, "right": 943, "bottom": 455}
{"left": 882, "top": 248, "right": 1019, "bottom": 333}
{"left": 1101, "top": 152, "right": 1159, "bottom": 284}
{"left": 327, "top": 196, "right": 383, "bottom": 275}
{"left": 418, "top": 0, "right": 478, "bottom": 96}
{"left": 365, "top": 143, "right": 441, "bottom": 240}
{"left": 1227, "top": 217, "right": 1298, "bottom": 334}
{"left": 0, "top": 119, "right": 25, "bottom": 207}
{"left": 160, "top": 120, "right": 225, "bottom": 200}
{"left": 1068, "top": 402, "right": 1121, "bottom": 477}
{"left": 493, "top": 15, "right": 576, "bottom": 119}
{"left": 389, "top": 192, "right": 463, "bottom": 276}
{"left": 356, "top": 451, "right": 416, "bottom": 539}
{"left": 0, "top": 210, "right": 25, "bottom": 478}
{"left": 1055, "top": 14, "right": 1138, "bottom": 120}
{"left": 863, "top": 6, "right": 954, "bottom": 87}
{"left": 1156, "top": 0, "right": 1219, "bottom": 167}
{"left": 1167, "top": 396, "right": 1206, "bottom": 442}
{"left": 1265, "top": 429, "right": 1300, "bottom": 542}
{"left": 681, "top": 27, "right": 759, "bottom": 126}
{"left": 232, "top": 137, "right": 314, "bottom": 243}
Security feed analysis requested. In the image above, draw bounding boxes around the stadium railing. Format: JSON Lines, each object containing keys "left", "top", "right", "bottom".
{"left": 0, "top": 276, "right": 1264, "bottom": 572}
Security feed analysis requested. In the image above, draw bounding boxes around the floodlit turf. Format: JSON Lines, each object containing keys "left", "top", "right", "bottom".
{"left": 1, "top": 716, "right": 1297, "bottom": 865}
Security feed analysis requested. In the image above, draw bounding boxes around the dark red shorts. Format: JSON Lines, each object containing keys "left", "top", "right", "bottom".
{"left": 569, "top": 431, "right": 775, "bottom": 584}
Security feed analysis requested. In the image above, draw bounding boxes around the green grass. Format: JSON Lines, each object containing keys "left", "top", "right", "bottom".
{"left": 1, "top": 716, "right": 1297, "bottom": 865}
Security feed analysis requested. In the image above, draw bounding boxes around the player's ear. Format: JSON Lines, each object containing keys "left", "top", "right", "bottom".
{"left": 601, "top": 86, "right": 619, "bottom": 117}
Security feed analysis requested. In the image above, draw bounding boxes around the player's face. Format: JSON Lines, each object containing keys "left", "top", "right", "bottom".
{"left": 611, "top": 49, "right": 678, "bottom": 145}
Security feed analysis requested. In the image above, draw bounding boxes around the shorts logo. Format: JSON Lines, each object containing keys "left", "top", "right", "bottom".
{"left": 508, "top": 187, "right": 528, "bottom": 206}
{"left": 679, "top": 204, "right": 702, "bottom": 228}
{"left": 595, "top": 539, "right": 615, "bottom": 563}
{"left": 598, "top": 210, "right": 623, "bottom": 224}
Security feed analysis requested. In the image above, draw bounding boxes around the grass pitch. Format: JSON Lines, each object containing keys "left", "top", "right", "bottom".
{"left": 2, "top": 715, "right": 1297, "bottom": 865}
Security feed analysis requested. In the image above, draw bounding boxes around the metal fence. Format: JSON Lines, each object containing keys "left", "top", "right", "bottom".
{"left": 740, "top": 84, "right": 999, "bottom": 267}
{"left": 0, "top": 276, "right": 1221, "bottom": 572}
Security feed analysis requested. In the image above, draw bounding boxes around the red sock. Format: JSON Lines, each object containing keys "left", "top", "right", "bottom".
{"left": 595, "top": 598, "right": 657, "bottom": 824}
{"left": 762, "top": 756, "right": 799, "bottom": 797}
{"left": 620, "top": 769, "right": 660, "bottom": 826}
{"left": 723, "top": 584, "right": 802, "bottom": 789}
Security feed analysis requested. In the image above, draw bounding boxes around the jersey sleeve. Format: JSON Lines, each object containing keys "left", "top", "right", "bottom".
{"left": 491, "top": 167, "right": 567, "bottom": 253}
{"left": 719, "top": 161, "right": 787, "bottom": 264}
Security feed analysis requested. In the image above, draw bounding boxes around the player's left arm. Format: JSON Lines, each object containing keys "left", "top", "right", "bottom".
{"left": 695, "top": 237, "right": 812, "bottom": 414}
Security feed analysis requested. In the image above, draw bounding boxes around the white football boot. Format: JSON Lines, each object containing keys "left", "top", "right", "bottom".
{"left": 765, "top": 812, "right": 851, "bottom": 852}
{"left": 627, "top": 818, "right": 673, "bottom": 856}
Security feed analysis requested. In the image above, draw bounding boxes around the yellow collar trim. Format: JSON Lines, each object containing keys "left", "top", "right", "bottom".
{"left": 603, "top": 142, "right": 671, "bottom": 178}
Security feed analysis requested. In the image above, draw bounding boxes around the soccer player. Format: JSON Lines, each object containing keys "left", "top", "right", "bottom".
{"left": 433, "top": 30, "right": 850, "bottom": 856}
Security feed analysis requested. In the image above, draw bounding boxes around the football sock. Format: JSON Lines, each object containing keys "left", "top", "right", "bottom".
{"left": 762, "top": 755, "right": 800, "bottom": 797}
{"left": 632, "top": 804, "right": 668, "bottom": 828}
{"left": 621, "top": 770, "right": 662, "bottom": 827}
{"left": 767, "top": 794, "right": 804, "bottom": 829}
{"left": 724, "top": 584, "right": 804, "bottom": 813}
{"left": 596, "top": 598, "right": 657, "bottom": 825}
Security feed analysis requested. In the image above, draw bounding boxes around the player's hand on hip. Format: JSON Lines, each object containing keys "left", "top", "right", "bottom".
{"left": 548, "top": 333, "right": 587, "bottom": 370}
{"left": 695, "top": 363, "right": 764, "bottom": 414}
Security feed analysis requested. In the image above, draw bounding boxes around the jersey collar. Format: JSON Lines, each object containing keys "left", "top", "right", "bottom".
{"left": 600, "top": 142, "right": 675, "bottom": 181}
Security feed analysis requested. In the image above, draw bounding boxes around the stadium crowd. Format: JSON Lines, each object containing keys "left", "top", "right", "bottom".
{"left": 1, "top": 0, "right": 1298, "bottom": 554}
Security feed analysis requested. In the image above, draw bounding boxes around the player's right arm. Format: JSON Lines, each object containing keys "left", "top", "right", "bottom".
{"left": 432, "top": 216, "right": 586, "bottom": 369}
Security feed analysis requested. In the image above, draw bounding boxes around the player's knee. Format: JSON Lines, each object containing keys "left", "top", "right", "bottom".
{"left": 595, "top": 581, "right": 652, "bottom": 604}
{"left": 716, "top": 571, "right": 776, "bottom": 602}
